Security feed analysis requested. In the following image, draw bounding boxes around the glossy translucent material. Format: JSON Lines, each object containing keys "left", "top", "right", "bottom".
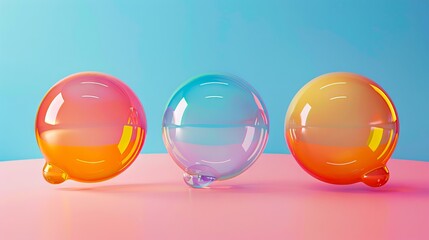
{"left": 35, "top": 72, "right": 146, "bottom": 184}
{"left": 285, "top": 72, "right": 399, "bottom": 187}
{"left": 162, "top": 74, "right": 269, "bottom": 188}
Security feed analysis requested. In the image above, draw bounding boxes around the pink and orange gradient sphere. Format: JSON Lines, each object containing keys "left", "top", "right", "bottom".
{"left": 35, "top": 72, "right": 146, "bottom": 184}
{"left": 285, "top": 72, "right": 399, "bottom": 187}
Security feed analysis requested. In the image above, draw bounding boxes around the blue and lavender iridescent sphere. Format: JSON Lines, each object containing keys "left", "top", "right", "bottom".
{"left": 162, "top": 74, "right": 269, "bottom": 188}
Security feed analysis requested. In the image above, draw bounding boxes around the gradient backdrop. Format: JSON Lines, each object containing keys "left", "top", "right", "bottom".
{"left": 0, "top": 0, "right": 428, "bottom": 161}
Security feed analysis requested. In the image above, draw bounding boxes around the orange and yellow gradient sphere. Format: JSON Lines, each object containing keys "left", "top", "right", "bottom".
{"left": 35, "top": 72, "right": 146, "bottom": 184}
{"left": 285, "top": 72, "right": 399, "bottom": 187}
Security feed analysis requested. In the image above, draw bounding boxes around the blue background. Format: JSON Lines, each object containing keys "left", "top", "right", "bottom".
{"left": 0, "top": 0, "right": 428, "bottom": 161}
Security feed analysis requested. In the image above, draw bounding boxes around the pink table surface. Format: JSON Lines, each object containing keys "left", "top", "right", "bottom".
{"left": 0, "top": 154, "right": 428, "bottom": 240}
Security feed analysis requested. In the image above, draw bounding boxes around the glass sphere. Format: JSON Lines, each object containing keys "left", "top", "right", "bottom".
{"left": 162, "top": 74, "right": 269, "bottom": 188}
{"left": 35, "top": 72, "right": 146, "bottom": 184}
{"left": 285, "top": 72, "right": 399, "bottom": 187}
